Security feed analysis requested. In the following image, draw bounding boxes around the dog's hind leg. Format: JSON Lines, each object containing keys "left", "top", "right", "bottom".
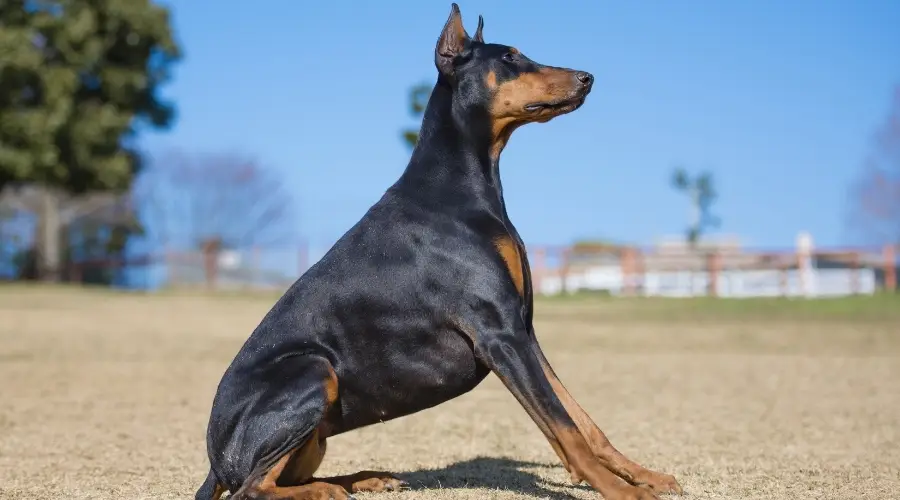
{"left": 532, "top": 342, "right": 683, "bottom": 495}
{"left": 232, "top": 433, "right": 407, "bottom": 499}
{"left": 214, "top": 355, "right": 344, "bottom": 500}
{"left": 220, "top": 355, "right": 404, "bottom": 500}
{"left": 195, "top": 468, "right": 226, "bottom": 500}
{"left": 230, "top": 431, "right": 354, "bottom": 500}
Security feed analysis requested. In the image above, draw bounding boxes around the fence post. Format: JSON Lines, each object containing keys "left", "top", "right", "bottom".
{"left": 620, "top": 247, "right": 635, "bottom": 296}
{"left": 795, "top": 231, "right": 814, "bottom": 297}
{"left": 635, "top": 247, "right": 645, "bottom": 296}
{"left": 560, "top": 247, "right": 571, "bottom": 295}
{"left": 201, "top": 239, "right": 221, "bottom": 290}
{"left": 531, "top": 246, "right": 546, "bottom": 296}
{"left": 884, "top": 245, "right": 896, "bottom": 292}
{"left": 706, "top": 251, "right": 720, "bottom": 297}
{"left": 850, "top": 251, "right": 860, "bottom": 295}
{"left": 71, "top": 261, "right": 82, "bottom": 284}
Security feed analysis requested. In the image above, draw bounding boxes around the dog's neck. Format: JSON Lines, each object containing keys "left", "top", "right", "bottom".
{"left": 396, "top": 79, "right": 509, "bottom": 218}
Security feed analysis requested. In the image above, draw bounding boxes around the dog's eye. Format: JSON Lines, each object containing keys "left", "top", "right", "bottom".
{"left": 502, "top": 52, "right": 515, "bottom": 63}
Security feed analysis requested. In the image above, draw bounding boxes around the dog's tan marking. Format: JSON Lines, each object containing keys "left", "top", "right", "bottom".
{"left": 210, "top": 483, "right": 225, "bottom": 500}
{"left": 486, "top": 70, "right": 497, "bottom": 89}
{"left": 488, "top": 67, "right": 580, "bottom": 160}
{"left": 318, "top": 471, "right": 408, "bottom": 493}
{"left": 324, "top": 364, "right": 339, "bottom": 406}
{"left": 493, "top": 235, "right": 526, "bottom": 297}
{"left": 278, "top": 430, "right": 328, "bottom": 486}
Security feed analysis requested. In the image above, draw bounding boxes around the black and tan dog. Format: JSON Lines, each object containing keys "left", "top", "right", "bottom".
{"left": 195, "top": 5, "right": 683, "bottom": 500}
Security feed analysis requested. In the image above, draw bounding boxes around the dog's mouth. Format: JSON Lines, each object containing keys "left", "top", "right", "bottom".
{"left": 524, "top": 96, "right": 586, "bottom": 114}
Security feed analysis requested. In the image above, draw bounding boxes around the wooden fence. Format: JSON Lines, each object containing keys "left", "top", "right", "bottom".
{"left": 530, "top": 244, "right": 897, "bottom": 297}
{"left": 16, "top": 243, "right": 898, "bottom": 297}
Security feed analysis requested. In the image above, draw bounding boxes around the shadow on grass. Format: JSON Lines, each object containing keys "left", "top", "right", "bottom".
{"left": 400, "top": 456, "right": 586, "bottom": 499}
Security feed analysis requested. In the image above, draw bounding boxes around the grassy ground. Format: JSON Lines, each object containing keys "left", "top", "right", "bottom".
{"left": 1, "top": 285, "right": 898, "bottom": 499}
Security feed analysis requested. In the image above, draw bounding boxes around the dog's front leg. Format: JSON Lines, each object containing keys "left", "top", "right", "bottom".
{"left": 531, "top": 341, "right": 683, "bottom": 495}
{"left": 475, "top": 324, "right": 661, "bottom": 500}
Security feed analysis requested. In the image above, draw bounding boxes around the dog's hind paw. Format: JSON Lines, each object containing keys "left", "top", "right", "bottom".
{"left": 346, "top": 471, "right": 409, "bottom": 493}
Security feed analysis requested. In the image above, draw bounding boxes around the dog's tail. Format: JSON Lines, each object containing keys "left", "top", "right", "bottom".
{"left": 195, "top": 468, "right": 226, "bottom": 500}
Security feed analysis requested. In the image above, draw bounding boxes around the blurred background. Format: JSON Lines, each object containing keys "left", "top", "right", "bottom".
{"left": 1, "top": 0, "right": 898, "bottom": 297}
{"left": 2, "top": 3, "right": 900, "bottom": 500}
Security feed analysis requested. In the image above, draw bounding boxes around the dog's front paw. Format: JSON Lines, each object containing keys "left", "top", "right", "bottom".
{"left": 635, "top": 471, "right": 683, "bottom": 495}
{"left": 614, "top": 484, "right": 663, "bottom": 500}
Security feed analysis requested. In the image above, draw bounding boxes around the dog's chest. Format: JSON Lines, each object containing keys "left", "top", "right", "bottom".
{"left": 332, "top": 328, "right": 489, "bottom": 432}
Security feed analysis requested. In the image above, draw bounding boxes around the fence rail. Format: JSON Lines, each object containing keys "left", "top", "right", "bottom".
{"left": 9, "top": 243, "right": 897, "bottom": 298}
{"left": 530, "top": 244, "right": 897, "bottom": 298}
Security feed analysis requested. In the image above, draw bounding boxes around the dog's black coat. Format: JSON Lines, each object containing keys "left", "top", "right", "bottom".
{"left": 205, "top": 81, "right": 527, "bottom": 492}
{"left": 195, "top": 4, "right": 602, "bottom": 499}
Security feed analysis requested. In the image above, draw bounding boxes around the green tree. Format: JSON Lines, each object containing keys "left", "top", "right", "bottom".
{"left": 671, "top": 167, "right": 720, "bottom": 246}
{"left": 400, "top": 82, "right": 431, "bottom": 150}
{"left": 0, "top": 0, "right": 180, "bottom": 280}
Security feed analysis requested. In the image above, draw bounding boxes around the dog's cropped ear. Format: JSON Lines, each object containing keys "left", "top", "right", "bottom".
{"left": 435, "top": 3, "right": 470, "bottom": 77}
{"left": 472, "top": 15, "right": 484, "bottom": 43}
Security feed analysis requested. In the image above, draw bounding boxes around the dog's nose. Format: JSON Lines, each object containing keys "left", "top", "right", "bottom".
{"left": 575, "top": 72, "right": 593, "bottom": 86}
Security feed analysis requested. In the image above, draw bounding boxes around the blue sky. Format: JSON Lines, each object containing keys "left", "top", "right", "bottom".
{"left": 145, "top": 0, "right": 900, "bottom": 252}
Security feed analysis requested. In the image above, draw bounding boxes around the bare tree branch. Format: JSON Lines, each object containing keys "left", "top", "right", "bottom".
{"left": 133, "top": 150, "right": 298, "bottom": 251}
{"left": 848, "top": 85, "right": 900, "bottom": 245}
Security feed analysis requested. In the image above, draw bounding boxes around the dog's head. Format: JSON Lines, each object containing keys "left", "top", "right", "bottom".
{"left": 435, "top": 3, "right": 593, "bottom": 155}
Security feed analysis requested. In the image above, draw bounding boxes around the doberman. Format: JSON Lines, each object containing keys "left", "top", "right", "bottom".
{"left": 195, "top": 5, "right": 683, "bottom": 500}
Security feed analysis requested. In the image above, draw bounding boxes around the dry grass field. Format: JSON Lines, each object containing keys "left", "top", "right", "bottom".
{"left": 1, "top": 285, "right": 899, "bottom": 499}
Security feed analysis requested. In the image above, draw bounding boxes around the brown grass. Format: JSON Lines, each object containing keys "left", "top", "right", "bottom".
{"left": 1, "top": 286, "right": 898, "bottom": 499}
